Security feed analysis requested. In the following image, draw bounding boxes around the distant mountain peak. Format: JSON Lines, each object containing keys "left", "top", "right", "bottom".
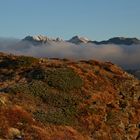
{"left": 92, "top": 37, "right": 140, "bottom": 45}
{"left": 22, "top": 35, "right": 63, "bottom": 44}
{"left": 68, "top": 36, "right": 90, "bottom": 44}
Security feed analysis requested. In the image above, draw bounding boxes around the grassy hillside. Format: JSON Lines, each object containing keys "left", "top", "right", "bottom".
{"left": 0, "top": 52, "right": 140, "bottom": 140}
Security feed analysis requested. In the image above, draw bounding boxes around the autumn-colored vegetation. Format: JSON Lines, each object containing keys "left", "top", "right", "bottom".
{"left": 0, "top": 52, "right": 140, "bottom": 140}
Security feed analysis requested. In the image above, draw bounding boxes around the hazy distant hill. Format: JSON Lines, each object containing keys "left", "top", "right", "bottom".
{"left": 91, "top": 37, "right": 140, "bottom": 45}
{"left": 0, "top": 52, "right": 139, "bottom": 140}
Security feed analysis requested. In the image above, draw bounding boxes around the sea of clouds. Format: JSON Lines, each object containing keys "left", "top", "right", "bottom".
{"left": 0, "top": 38, "right": 140, "bottom": 69}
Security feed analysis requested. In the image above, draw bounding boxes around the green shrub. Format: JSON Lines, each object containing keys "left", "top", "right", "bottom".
{"left": 41, "top": 91, "right": 80, "bottom": 125}
{"left": 27, "top": 68, "right": 46, "bottom": 80}
{"left": 28, "top": 68, "right": 83, "bottom": 91}
{"left": 10, "top": 80, "right": 49, "bottom": 97}
{"left": 45, "top": 108, "right": 77, "bottom": 125}
{"left": 16, "top": 56, "right": 38, "bottom": 67}
{"left": 0, "top": 56, "right": 38, "bottom": 69}
{"left": 9, "top": 83, "right": 30, "bottom": 94}
{"left": 49, "top": 68, "right": 83, "bottom": 90}
{"left": 28, "top": 81, "right": 49, "bottom": 97}
{"left": 0, "top": 58, "right": 17, "bottom": 69}
{"left": 33, "top": 107, "right": 78, "bottom": 126}
{"left": 10, "top": 80, "right": 81, "bottom": 106}
{"left": 10, "top": 80, "right": 81, "bottom": 126}
{"left": 33, "top": 110, "right": 48, "bottom": 123}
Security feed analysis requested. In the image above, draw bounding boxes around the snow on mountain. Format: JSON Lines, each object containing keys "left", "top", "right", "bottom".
{"left": 22, "top": 35, "right": 63, "bottom": 45}
{"left": 22, "top": 35, "right": 140, "bottom": 46}
{"left": 68, "top": 36, "right": 90, "bottom": 44}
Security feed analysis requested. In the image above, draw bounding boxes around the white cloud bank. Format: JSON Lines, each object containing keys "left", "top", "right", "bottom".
{"left": 0, "top": 38, "right": 140, "bottom": 69}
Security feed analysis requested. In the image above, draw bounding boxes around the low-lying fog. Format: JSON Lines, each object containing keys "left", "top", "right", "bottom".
{"left": 0, "top": 38, "right": 140, "bottom": 69}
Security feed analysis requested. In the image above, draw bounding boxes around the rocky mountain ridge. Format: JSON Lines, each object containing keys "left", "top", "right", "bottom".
{"left": 23, "top": 35, "right": 63, "bottom": 45}
{"left": 23, "top": 35, "right": 140, "bottom": 45}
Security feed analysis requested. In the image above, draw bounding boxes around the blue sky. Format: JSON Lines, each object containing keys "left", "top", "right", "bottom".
{"left": 0, "top": 0, "right": 140, "bottom": 40}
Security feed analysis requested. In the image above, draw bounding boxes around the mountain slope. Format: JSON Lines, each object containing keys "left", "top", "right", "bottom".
{"left": 0, "top": 52, "right": 140, "bottom": 140}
